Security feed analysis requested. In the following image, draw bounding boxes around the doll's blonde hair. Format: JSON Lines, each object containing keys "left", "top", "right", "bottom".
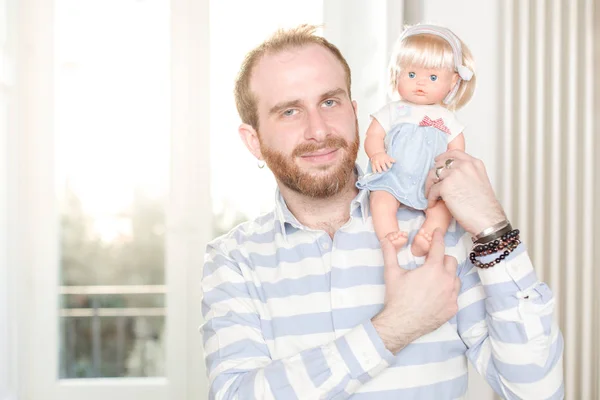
{"left": 388, "top": 28, "right": 476, "bottom": 111}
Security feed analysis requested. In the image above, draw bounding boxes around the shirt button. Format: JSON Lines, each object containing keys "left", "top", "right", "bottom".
{"left": 321, "top": 241, "right": 330, "bottom": 250}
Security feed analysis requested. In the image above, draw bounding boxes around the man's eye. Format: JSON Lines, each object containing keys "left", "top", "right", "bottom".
{"left": 408, "top": 72, "right": 416, "bottom": 79}
{"left": 430, "top": 75, "right": 438, "bottom": 82}
{"left": 323, "top": 99, "right": 336, "bottom": 107}
{"left": 283, "top": 109, "right": 296, "bottom": 116}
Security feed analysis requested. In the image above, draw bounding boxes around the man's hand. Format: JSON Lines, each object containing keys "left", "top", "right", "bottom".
{"left": 425, "top": 149, "right": 506, "bottom": 236}
{"left": 372, "top": 229, "right": 460, "bottom": 354}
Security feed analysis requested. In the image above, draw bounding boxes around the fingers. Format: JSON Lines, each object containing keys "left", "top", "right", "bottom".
{"left": 381, "top": 238, "right": 406, "bottom": 287}
{"left": 425, "top": 229, "right": 446, "bottom": 266}
{"left": 427, "top": 167, "right": 444, "bottom": 195}
{"left": 424, "top": 168, "right": 438, "bottom": 198}
{"left": 372, "top": 157, "right": 395, "bottom": 173}
{"left": 373, "top": 161, "right": 382, "bottom": 173}
{"left": 435, "top": 149, "right": 472, "bottom": 163}
{"left": 372, "top": 160, "right": 382, "bottom": 173}
{"left": 454, "top": 276, "right": 462, "bottom": 294}
{"left": 444, "top": 255, "right": 458, "bottom": 275}
{"left": 381, "top": 238, "right": 400, "bottom": 270}
{"left": 427, "top": 181, "right": 442, "bottom": 209}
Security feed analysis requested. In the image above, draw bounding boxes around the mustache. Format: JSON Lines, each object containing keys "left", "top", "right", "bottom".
{"left": 292, "top": 136, "right": 349, "bottom": 157}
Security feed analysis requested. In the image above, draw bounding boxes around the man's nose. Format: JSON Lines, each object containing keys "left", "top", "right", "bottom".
{"left": 305, "top": 109, "right": 328, "bottom": 141}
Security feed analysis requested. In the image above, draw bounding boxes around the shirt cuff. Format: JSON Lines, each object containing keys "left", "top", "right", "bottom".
{"left": 334, "top": 321, "right": 396, "bottom": 383}
{"left": 475, "top": 244, "right": 539, "bottom": 298}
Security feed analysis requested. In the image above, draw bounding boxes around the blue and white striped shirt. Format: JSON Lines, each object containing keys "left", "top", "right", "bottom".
{"left": 201, "top": 179, "right": 564, "bottom": 399}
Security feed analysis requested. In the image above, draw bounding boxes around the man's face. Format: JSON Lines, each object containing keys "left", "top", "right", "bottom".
{"left": 248, "top": 44, "right": 359, "bottom": 198}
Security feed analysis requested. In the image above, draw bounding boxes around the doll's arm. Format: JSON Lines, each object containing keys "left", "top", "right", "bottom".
{"left": 364, "top": 119, "right": 395, "bottom": 173}
{"left": 447, "top": 132, "right": 465, "bottom": 151}
{"left": 364, "top": 119, "right": 387, "bottom": 159}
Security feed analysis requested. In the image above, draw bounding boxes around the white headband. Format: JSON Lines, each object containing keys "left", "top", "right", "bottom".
{"left": 399, "top": 24, "right": 473, "bottom": 104}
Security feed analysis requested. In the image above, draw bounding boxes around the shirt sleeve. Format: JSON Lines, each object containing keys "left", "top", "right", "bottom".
{"left": 200, "top": 241, "right": 397, "bottom": 399}
{"left": 454, "top": 230, "right": 564, "bottom": 399}
{"left": 370, "top": 102, "right": 394, "bottom": 133}
{"left": 443, "top": 110, "right": 466, "bottom": 143}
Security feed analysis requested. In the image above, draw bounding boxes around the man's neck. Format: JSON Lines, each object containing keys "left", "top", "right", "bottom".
{"left": 278, "top": 172, "right": 359, "bottom": 238}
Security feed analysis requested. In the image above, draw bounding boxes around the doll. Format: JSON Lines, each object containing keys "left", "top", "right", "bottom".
{"left": 356, "top": 24, "right": 476, "bottom": 256}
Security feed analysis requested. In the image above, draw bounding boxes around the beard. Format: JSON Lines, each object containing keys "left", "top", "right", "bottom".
{"left": 259, "top": 120, "right": 360, "bottom": 198}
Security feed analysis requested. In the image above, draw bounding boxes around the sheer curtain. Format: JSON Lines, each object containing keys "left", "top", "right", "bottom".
{"left": 497, "top": 1, "right": 598, "bottom": 399}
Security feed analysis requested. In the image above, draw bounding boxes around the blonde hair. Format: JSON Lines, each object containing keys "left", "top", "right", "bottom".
{"left": 388, "top": 29, "right": 476, "bottom": 110}
{"left": 234, "top": 24, "right": 352, "bottom": 130}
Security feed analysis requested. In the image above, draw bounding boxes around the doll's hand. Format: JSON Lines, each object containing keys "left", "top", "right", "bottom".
{"left": 371, "top": 152, "right": 395, "bottom": 173}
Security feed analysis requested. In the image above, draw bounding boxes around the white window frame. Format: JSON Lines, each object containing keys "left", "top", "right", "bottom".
{"left": 13, "top": 0, "right": 210, "bottom": 398}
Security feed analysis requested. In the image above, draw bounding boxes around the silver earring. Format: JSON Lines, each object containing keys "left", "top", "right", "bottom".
{"left": 257, "top": 159, "right": 265, "bottom": 169}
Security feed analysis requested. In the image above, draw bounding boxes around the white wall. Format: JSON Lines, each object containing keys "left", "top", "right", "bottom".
{"left": 0, "top": 0, "right": 18, "bottom": 398}
{"left": 323, "top": 0, "right": 404, "bottom": 169}
{"left": 0, "top": 66, "right": 9, "bottom": 400}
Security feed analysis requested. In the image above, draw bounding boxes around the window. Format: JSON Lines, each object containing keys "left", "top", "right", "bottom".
{"left": 22, "top": 0, "right": 208, "bottom": 398}
{"left": 55, "top": 0, "right": 170, "bottom": 379}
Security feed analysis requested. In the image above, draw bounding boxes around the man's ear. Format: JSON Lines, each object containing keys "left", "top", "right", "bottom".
{"left": 238, "top": 123, "right": 263, "bottom": 160}
{"left": 352, "top": 100, "right": 358, "bottom": 114}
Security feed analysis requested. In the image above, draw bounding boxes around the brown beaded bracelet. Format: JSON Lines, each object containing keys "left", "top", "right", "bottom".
{"left": 469, "top": 229, "right": 521, "bottom": 269}
{"left": 472, "top": 232, "right": 520, "bottom": 256}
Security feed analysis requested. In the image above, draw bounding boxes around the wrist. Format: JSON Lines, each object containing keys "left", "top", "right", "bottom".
{"left": 371, "top": 308, "right": 417, "bottom": 354}
{"left": 369, "top": 150, "right": 386, "bottom": 159}
{"left": 468, "top": 209, "right": 506, "bottom": 237}
{"left": 472, "top": 219, "right": 512, "bottom": 244}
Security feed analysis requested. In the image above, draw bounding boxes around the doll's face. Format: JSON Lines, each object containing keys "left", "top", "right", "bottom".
{"left": 396, "top": 65, "right": 458, "bottom": 105}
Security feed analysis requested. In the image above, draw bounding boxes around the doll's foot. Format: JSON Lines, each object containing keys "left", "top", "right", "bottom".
{"left": 385, "top": 231, "right": 408, "bottom": 252}
{"left": 411, "top": 229, "right": 433, "bottom": 257}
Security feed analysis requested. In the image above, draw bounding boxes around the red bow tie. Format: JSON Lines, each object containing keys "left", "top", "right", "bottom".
{"left": 419, "top": 116, "right": 451, "bottom": 135}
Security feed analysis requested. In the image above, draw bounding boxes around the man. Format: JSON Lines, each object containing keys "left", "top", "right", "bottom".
{"left": 201, "top": 25, "right": 563, "bottom": 399}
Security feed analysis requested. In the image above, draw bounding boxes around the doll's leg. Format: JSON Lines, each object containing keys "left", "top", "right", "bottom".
{"left": 411, "top": 199, "right": 453, "bottom": 257}
{"left": 370, "top": 190, "right": 408, "bottom": 251}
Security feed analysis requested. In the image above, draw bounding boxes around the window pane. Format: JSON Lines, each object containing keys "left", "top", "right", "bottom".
{"left": 55, "top": 0, "right": 170, "bottom": 379}
{"left": 209, "top": 1, "right": 323, "bottom": 237}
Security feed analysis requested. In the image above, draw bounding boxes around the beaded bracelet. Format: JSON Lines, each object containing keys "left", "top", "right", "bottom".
{"left": 469, "top": 229, "right": 521, "bottom": 269}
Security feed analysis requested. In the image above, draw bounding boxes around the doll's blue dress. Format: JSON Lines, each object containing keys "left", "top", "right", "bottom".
{"left": 356, "top": 101, "right": 464, "bottom": 210}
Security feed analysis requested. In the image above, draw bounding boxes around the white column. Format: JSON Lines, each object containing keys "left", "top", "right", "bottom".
{"left": 1, "top": 0, "right": 18, "bottom": 398}
{"left": 0, "top": 69, "right": 9, "bottom": 400}
{"left": 170, "top": 0, "right": 210, "bottom": 397}
{"left": 0, "top": 68, "right": 9, "bottom": 400}
{"left": 323, "top": 0, "right": 404, "bottom": 169}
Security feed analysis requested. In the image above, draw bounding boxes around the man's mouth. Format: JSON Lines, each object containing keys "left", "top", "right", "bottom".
{"left": 301, "top": 148, "right": 337, "bottom": 157}
{"left": 300, "top": 148, "right": 339, "bottom": 162}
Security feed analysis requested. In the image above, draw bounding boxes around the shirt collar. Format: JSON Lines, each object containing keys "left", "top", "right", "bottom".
{"left": 274, "top": 164, "right": 370, "bottom": 241}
